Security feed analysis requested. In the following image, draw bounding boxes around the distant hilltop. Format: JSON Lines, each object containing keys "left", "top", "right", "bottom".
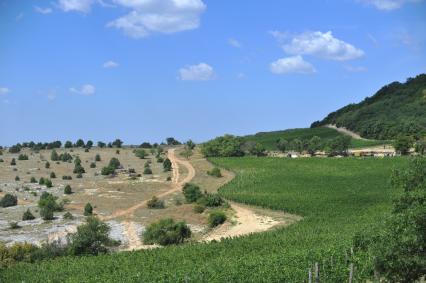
{"left": 311, "top": 74, "right": 426, "bottom": 140}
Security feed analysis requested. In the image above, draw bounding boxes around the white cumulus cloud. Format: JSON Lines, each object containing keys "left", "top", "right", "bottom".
{"left": 57, "top": 0, "right": 95, "bottom": 13}
{"left": 103, "top": 60, "right": 119, "bottom": 68}
{"left": 281, "top": 31, "right": 364, "bottom": 61}
{"left": 70, "top": 84, "right": 96, "bottom": 95}
{"left": 178, "top": 63, "right": 215, "bottom": 81}
{"left": 0, "top": 87, "right": 10, "bottom": 95}
{"left": 107, "top": 0, "right": 206, "bottom": 38}
{"left": 360, "top": 0, "right": 422, "bottom": 10}
{"left": 34, "top": 6, "right": 53, "bottom": 14}
{"left": 270, "top": 56, "right": 316, "bottom": 75}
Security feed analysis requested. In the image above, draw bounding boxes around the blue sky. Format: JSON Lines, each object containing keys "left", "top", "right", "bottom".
{"left": 0, "top": 0, "right": 425, "bottom": 145}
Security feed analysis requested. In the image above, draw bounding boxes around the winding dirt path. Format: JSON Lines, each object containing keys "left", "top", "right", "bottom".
{"left": 326, "top": 124, "right": 367, "bottom": 140}
{"left": 101, "top": 148, "right": 194, "bottom": 221}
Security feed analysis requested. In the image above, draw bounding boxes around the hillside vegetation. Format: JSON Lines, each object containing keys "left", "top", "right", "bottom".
{"left": 312, "top": 74, "right": 426, "bottom": 140}
{"left": 242, "top": 127, "right": 387, "bottom": 151}
{"left": 1, "top": 157, "right": 406, "bottom": 282}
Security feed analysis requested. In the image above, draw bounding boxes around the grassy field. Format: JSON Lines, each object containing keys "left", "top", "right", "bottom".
{"left": 242, "top": 127, "right": 390, "bottom": 150}
{"left": 0, "top": 157, "right": 407, "bottom": 282}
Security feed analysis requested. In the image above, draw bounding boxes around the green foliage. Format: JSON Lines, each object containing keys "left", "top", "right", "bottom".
{"left": 147, "top": 196, "right": 165, "bottom": 209}
{"left": 245, "top": 142, "right": 266, "bottom": 156}
{"left": 0, "top": 194, "right": 18, "bottom": 207}
{"left": 97, "top": 141, "right": 106, "bottom": 148}
{"left": 45, "top": 161, "right": 50, "bottom": 169}
{"left": 193, "top": 204, "right": 205, "bottom": 214}
{"left": 38, "top": 192, "right": 62, "bottom": 220}
{"left": 208, "top": 211, "right": 227, "bottom": 227}
{"left": 68, "top": 217, "right": 116, "bottom": 256}
{"left": 197, "top": 193, "right": 224, "bottom": 207}
{"left": 75, "top": 139, "right": 85, "bottom": 148}
{"left": 84, "top": 203, "right": 93, "bottom": 216}
{"left": 59, "top": 152, "right": 72, "bottom": 162}
{"left": 143, "top": 218, "right": 191, "bottom": 246}
{"left": 415, "top": 139, "right": 426, "bottom": 155}
{"left": 307, "top": 136, "right": 322, "bottom": 155}
{"left": 10, "top": 158, "right": 16, "bottom": 166}
{"left": 327, "top": 135, "right": 351, "bottom": 155}
{"left": 112, "top": 139, "right": 123, "bottom": 148}
{"left": 73, "top": 163, "right": 85, "bottom": 174}
{"left": 182, "top": 183, "right": 202, "bottom": 203}
{"left": 163, "top": 158, "right": 172, "bottom": 172}
{"left": 63, "top": 212, "right": 74, "bottom": 220}
{"left": 134, "top": 149, "right": 147, "bottom": 159}
{"left": 276, "top": 138, "right": 289, "bottom": 152}
{"left": 44, "top": 179, "right": 53, "bottom": 188}
{"left": 64, "top": 141, "right": 73, "bottom": 148}
{"left": 393, "top": 135, "right": 414, "bottom": 155}
{"left": 86, "top": 140, "right": 93, "bottom": 149}
{"left": 207, "top": 167, "right": 222, "bottom": 177}
{"left": 50, "top": 150, "right": 59, "bottom": 161}
{"left": 90, "top": 162, "right": 96, "bottom": 168}
{"left": 62, "top": 175, "right": 72, "bottom": 180}
{"left": 39, "top": 177, "right": 45, "bottom": 185}
{"left": 201, "top": 135, "right": 244, "bottom": 157}
{"left": 30, "top": 176, "right": 37, "bottom": 183}
{"left": 50, "top": 172, "right": 56, "bottom": 179}
{"left": 108, "top": 158, "right": 121, "bottom": 170}
{"left": 186, "top": 139, "right": 196, "bottom": 150}
{"left": 18, "top": 154, "right": 28, "bottom": 160}
{"left": 166, "top": 137, "right": 180, "bottom": 146}
{"left": 95, "top": 154, "right": 101, "bottom": 162}
{"left": 143, "top": 167, "right": 152, "bottom": 174}
{"left": 101, "top": 166, "right": 115, "bottom": 176}
{"left": 15, "top": 176, "right": 20, "bottom": 181}
{"left": 9, "top": 222, "right": 21, "bottom": 229}
{"left": 313, "top": 74, "right": 426, "bottom": 139}
{"left": 64, "top": 185, "right": 72, "bottom": 195}
{"left": 22, "top": 209, "right": 35, "bottom": 221}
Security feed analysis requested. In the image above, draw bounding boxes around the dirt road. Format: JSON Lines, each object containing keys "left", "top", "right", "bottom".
{"left": 101, "top": 148, "right": 194, "bottom": 221}
{"left": 326, "top": 124, "right": 367, "bottom": 140}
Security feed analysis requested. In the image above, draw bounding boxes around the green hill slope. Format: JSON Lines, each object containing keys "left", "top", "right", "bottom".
{"left": 242, "top": 127, "right": 388, "bottom": 150}
{"left": 311, "top": 74, "right": 426, "bottom": 140}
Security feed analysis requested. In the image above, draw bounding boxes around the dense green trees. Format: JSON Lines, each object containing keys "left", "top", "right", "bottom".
{"left": 166, "top": 137, "right": 180, "bottom": 146}
{"left": 313, "top": 74, "right": 426, "bottom": 139}
{"left": 415, "top": 140, "right": 426, "bottom": 155}
{"left": 393, "top": 136, "right": 414, "bottom": 155}
{"left": 143, "top": 218, "right": 191, "bottom": 246}
{"left": 97, "top": 141, "right": 106, "bottom": 148}
{"left": 276, "top": 138, "right": 289, "bottom": 152}
{"left": 327, "top": 136, "right": 351, "bottom": 156}
{"left": 75, "top": 139, "right": 85, "bottom": 148}
{"left": 111, "top": 139, "right": 123, "bottom": 148}
{"left": 64, "top": 141, "right": 73, "bottom": 148}
{"left": 201, "top": 135, "right": 244, "bottom": 157}
{"left": 135, "top": 149, "right": 147, "bottom": 159}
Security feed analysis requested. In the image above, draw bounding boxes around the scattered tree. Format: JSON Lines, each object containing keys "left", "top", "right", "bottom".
{"left": 95, "top": 154, "right": 101, "bottom": 162}
{"left": 208, "top": 211, "right": 227, "bottom": 227}
{"left": 22, "top": 209, "right": 35, "bottom": 221}
{"left": 393, "top": 136, "right": 414, "bottom": 155}
{"left": 18, "top": 154, "right": 29, "bottom": 160}
{"left": 64, "top": 141, "right": 73, "bottom": 148}
{"left": 135, "top": 149, "right": 147, "bottom": 159}
{"left": 143, "top": 218, "right": 191, "bottom": 246}
{"left": 64, "top": 185, "right": 72, "bottom": 195}
{"left": 0, "top": 194, "right": 18, "bottom": 208}
{"left": 84, "top": 203, "right": 93, "bottom": 216}
{"left": 90, "top": 162, "right": 96, "bottom": 168}
{"left": 207, "top": 167, "right": 222, "bottom": 178}
{"left": 50, "top": 172, "right": 56, "bottom": 179}
{"left": 75, "top": 139, "right": 85, "bottom": 148}
{"left": 147, "top": 196, "right": 165, "bottom": 209}
{"left": 50, "top": 150, "right": 59, "bottom": 161}
{"left": 276, "top": 138, "right": 289, "bottom": 153}
{"left": 112, "top": 139, "right": 123, "bottom": 148}
{"left": 182, "top": 183, "right": 202, "bottom": 203}
{"left": 10, "top": 158, "right": 16, "bottom": 166}
{"left": 45, "top": 161, "right": 50, "bottom": 169}
{"left": 163, "top": 158, "right": 172, "bottom": 172}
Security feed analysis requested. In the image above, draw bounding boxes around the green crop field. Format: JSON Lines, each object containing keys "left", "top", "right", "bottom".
{"left": 242, "top": 127, "right": 390, "bottom": 150}
{"left": 0, "top": 157, "right": 407, "bottom": 282}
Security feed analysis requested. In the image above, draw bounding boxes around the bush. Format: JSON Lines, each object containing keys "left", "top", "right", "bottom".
{"left": 147, "top": 196, "right": 165, "bottom": 209}
{"left": 44, "top": 179, "right": 53, "bottom": 188}
{"left": 63, "top": 212, "right": 74, "bottom": 220}
{"left": 163, "top": 158, "right": 172, "bottom": 172}
{"left": 208, "top": 211, "right": 227, "bottom": 227}
{"left": 201, "top": 135, "right": 244, "bottom": 157}
{"left": 38, "top": 192, "right": 61, "bottom": 220}
{"left": 30, "top": 177, "right": 37, "bottom": 183}
{"left": 143, "top": 167, "right": 153, "bottom": 175}
{"left": 75, "top": 139, "right": 85, "bottom": 148}
{"left": 18, "top": 154, "right": 29, "bottom": 160}
{"left": 207, "top": 167, "right": 222, "bottom": 178}
{"left": 84, "top": 203, "right": 93, "bottom": 216}
{"left": 193, "top": 204, "right": 205, "bottom": 214}
{"left": 64, "top": 141, "right": 73, "bottom": 148}
{"left": 9, "top": 222, "right": 21, "bottom": 229}
{"left": 108, "top": 158, "right": 121, "bottom": 170}
{"left": 101, "top": 166, "right": 115, "bottom": 176}
{"left": 45, "top": 161, "right": 50, "bottom": 169}
{"left": 22, "top": 209, "right": 35, "bottom": 221}
{"left": 15, "top": 176, "right": 20, "bottom": 181}
{"left": 73, "top": 164, "right": 85, "bottom": 174}
{"left": 0, "top": 194, "right": 18, "bottom": 207}
{"left": 50, "top": 150, "right": 59, "bottom": 161}
{"left": 393, "top": 136, "right": 414, "bottom": 155}
{"left": 157, "top": 156, "right": 164, "bottom": 163}
{"left": 0, "top": 159, "right": 3, "bottom": 162}
{"left": 182, "top": 183, "right": 202, "bottom": 203}
{"left": 68, "top": 217, "right": 117, "bottom": 256}
{"left": 143, "top": 218, "right": 191, "bottom": 246}
{"left": 90, "top": 162, "right": 96, "bottom": 168}
{"left": 64, "top": 185, "right": 72, "bottom": 195}
{"left": 39, "top": 177, "right": 45, "bottom": 185}
{"left": 198, "top": 193, "right": 224, "bottom": 207}
{"left": 95, "top": 154, "right": 101, "bottom": 162}
{"left": 135, "top": 149, "right": 147, "bottom": 159}
{"left": 50, "top": 172, "right": 56, "bottom": 179}
{"left": 10, "top": 158, "right": 16, "bottom": 166}
{"left": 62, "top": 175, "right": 72, "bottom": 180}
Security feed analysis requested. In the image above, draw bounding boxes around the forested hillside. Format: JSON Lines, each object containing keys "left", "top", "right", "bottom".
{"left": 311, "top": 74, "right": 426, "bottom": 140}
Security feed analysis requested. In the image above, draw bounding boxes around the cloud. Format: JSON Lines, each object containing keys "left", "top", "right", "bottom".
{"left": 34, "top": 6, "right": 53, "bottom": 14}
{"left": 69, "top": 84, "right": 96, "bottom": 95}
{"left": 107, "top": 0, "right": 206, "bottom": 38}
{"left": 103, "top": 60, "right": 119, "bottom": 68}
{"left": 0, "top": 87, "right": 10, "bottom": 95}
{"left": 270, "top": 55, "right": 316, "bottom": 75}
{"left": 178, "top": 63, "right": 215, "bottom": 81}
{"left": 360, "top": 0, "right": 422, "bottom": 10}
{"left": 281, "top": 31, "right": 364, "bottom": 61}
{"left": 228, "top": 38, "right": 241, "bottom": 48}
{"left": 57, "top": 0, "right": 95, "bottom": 13}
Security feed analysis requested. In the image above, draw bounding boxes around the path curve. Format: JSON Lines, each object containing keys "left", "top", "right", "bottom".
{"left": 326, "top": 124, "right": 367, "bottom": 140}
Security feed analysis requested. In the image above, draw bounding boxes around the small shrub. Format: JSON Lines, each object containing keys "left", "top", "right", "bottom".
{"left": 50, "top": 172, "right": 56, "bottom": 179}
{"left": 0, "top": 159, "right": 3, "bottom": 162}
{"left": 143, "top": 218, "right": 191, "bottom": 246}
{"left": 44, "top": 179, "right": 53, "bottom": 188}
{"left": 22, "top": 209, "right": 35, "bottom": 221}
{"left": 73, "top": 164, "right": 85, "bottom": 174}
{"left": 15, "top": 176, "right": 20, "bottom": 181}
{"left": 109, "top": 158, "right": 121, "bottom": 170}
{"left": 182, "top": 183, "right": 202, "bottom": 203}
{"left": 0, "top": 194, "right": 18, "bottom": 207}
{"left": 30, "top": 177, "right": 37, "bottom": 183}
{"left": 64, "top": 185, "right": 72, "bottom": 195}
{"left": 147, "top": 196, "right": 165, "bottom": 209}
{"left": 198, "top": 193, "right": 223, "bottom": 207}
{"left": 207, "top": 167, "right": 222, "bottom": 178}
{"left": 135, "top": 149, "right": 147, "bottom": 159}
{"left": 63, "top": 212, "right": 74, "bottom": 220}
{"left": 143, "top": 167, "right": 153, "bottom": 175}
{"left": 95, "top": 154, "right": 101, "bottom": 162}
{"left": 157, "top": 156, "right": 164, "bottom": 163}
{"left": 90, "top": 162, "right": 96, "bottom": 168}
{"left": 84, "top": 203, "right": 93, "bottom": 216}
{"left": 166, "top": 176, "right": 172, "bottom": 181}
{"left": 193, "top": 204, "right": 205, "bottom": 214}
{"left": 62, "top": 175, "right": 72, "bottom": 180}
{"left": 45, "top": 161, "right": 50, "bottom": 169}
{"left": 18, "top": 154, "right": 29, "bottom": 161}
{"left": 10, "top": 158, "right": 16, "bottom": 166}
{"left": 163, "top": 158, "right": 172, "bottom": 172}
{"left": 101, "top": 166, "right": 115, "bottom": 176}
{"left": 76, "top": 173, "right": 83, "bottom": 179}
{"left": 116, "top": 149, "right": 120, "bottom": 155}
{"left": 208, "top": 211, "right": 227, "bottom": 227}
{"left": 39, "top": 177, "right": 45, "bottom": 185}
{"left": 84, "top": 148, "right": 89, "bottom": 153}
